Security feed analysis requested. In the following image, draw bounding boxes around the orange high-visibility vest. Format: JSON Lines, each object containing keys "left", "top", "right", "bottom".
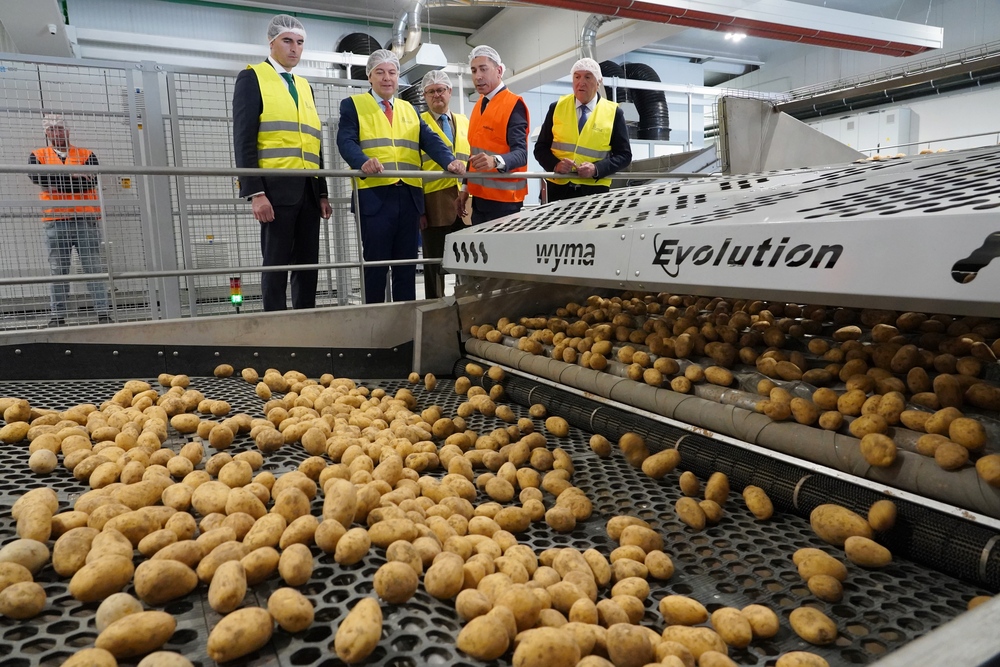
{"left": 33, "top": 146, "right": 100, "bottom": 221}
{"left": 467, "top": 88, "right": 528, "bottom": 203}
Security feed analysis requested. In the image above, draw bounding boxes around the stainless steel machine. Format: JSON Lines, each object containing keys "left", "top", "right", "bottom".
{"left": 1, "top": 102, "right": 999, "bottom": 667}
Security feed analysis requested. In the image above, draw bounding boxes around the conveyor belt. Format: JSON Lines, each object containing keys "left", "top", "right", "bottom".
{"left": 0, "top": 376, "right": 991, "bottom": 667}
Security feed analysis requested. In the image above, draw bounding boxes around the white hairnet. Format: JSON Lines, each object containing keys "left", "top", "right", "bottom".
{"left": 469, "top": 45, "right": 503, "bottom": 73}
{"left": 421, "top": 70, "right": 452, "bottom": 91}
{"left": 43, "top": 114, "right": 66, "bottom": 131}
{"left": 366, "top": 49, "right": 400, "bottom": 76}
{"left": 571, "top": 57, "right": 602, "bottom": 82}
{"left": 267, "top": 14, "right": 307, "bottom": 43}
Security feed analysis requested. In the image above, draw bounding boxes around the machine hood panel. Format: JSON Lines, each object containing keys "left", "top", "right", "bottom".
{"left": 444, "top": 146, "right": 1000, "bottom": 316}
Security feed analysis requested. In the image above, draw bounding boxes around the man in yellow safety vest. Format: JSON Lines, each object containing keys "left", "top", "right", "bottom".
{"left": 418, "top": 70, "right": 470, "bottom": 299}
{"left": 534, "top": 57, "right": 632, "bottom": 202}
{"left": 233, "top": 14, "right": 333, "bottom": 311}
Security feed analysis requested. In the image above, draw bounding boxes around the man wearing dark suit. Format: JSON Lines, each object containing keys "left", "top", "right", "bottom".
{"left": 233, "top": 14, "right": 333, "bottom": 311}
{"left": 337, "top": 50, "right": 465, "bottom": 304}
{"left": 535, "top": 57, "right": 632, "bottom": 202}
{"left": 456, "top": 45, "right": 530, "bottom": 225}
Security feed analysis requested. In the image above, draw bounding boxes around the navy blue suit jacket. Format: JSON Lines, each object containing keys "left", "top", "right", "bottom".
{"left": 233, "top": 66, "right": 329, "bottom": 206}
{"left": 336, "top": 93, "right": 456, "bottom": 216}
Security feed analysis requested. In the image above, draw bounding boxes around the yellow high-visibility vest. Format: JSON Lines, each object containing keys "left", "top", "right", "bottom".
{"left": 248, "top": 62, "right": 322, "bottom": 170}
{"left": 548, "top": 94, "right": 617, "bottom": 187}
{"left": 350, "top": 94, "right": 423, "bottom": 189}
{"left": 420, "top": 111, "right": 469, "bottom": 194}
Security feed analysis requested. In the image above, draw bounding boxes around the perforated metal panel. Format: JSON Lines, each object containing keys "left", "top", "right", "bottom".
{"left": 444, "top": 146, "right": 1000, "bottom": 317}
{"left": 0, "top": 376, "right": 989, "bottom": 666}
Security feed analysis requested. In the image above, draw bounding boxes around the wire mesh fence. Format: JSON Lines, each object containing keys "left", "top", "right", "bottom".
{"left": 0, "top": 56, "right": 373, "bottom": 330}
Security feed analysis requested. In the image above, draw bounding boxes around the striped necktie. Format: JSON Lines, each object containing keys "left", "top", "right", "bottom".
{"left": 381, "top": 99, "right": 393, "bottom": 124}
{"left": 578, "top": 104, "right": 590, "bottom": 132}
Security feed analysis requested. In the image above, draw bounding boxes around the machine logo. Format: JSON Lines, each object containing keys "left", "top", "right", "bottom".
{"left": 652, "top": 234, "right": 843, "bottom": 278}
{"left": 451, "top": 241, "right": 489, "bottom": 264}
{"left": 536, "top": 243, "right": 596, "bottom": 272}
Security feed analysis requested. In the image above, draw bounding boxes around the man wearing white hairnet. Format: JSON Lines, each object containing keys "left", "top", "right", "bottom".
{"left": 418, "top": 70, "right": 469, "bottom": 299}
{"left": 337, "top": 50, "right": 464, "bottom": 304}
{"left": 535, "top": 58, "right": 631, "bottom": 202}
{"left": 457, "top": 45, "right": 529, "bottom": 225}
{"left": 233, "top": 14, "right": 333, "bottom": 312}
{"left": 29, "top": 114, "right": 111, "bottom": 327}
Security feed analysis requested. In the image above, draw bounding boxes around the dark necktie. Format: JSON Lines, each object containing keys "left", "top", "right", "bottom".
{"left": 578, "top": 104, "right": 590, "bottom": 132}
{"left": 280, "top": 72, "right": 299, "bottom": 107}
{"left": 382, "top": 99, "right": 393, "bottom": 124}
{"left": 440, "top": 114, "right": 454, "bottom": 143}
{"left": 480, "top": 95, "right": 489, "bottom": 113}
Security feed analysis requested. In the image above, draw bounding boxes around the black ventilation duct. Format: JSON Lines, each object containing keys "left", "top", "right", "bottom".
{"left": 623, "top": 62, "right": 670, "bottom": 141}
{"left": 335, "top": 33, "right": 382, "bottom": 80}
{"left": 398, "top": 84, "right": 428, "bottom": 115}
{"left": 599, "top": 60, "right": 630, "bottom": 103}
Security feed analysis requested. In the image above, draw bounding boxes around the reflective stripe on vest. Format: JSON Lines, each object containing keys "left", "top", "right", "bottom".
{"left": 467, "top": 88, "right": 528, "bottom": 203}
{"left": 248, "top": 62, "right": 322, "bottom": 171}
{"left": 350, "top": 94, "right": 423, "bottom": 190}
{"left": 548, "top": 94, "right": 616, "bottom": 187}
{"left": 33, "top": 146, "right": 101, "bottom": 221}
{"left": 420, "top": 111, "right": 470, "bottom": 194}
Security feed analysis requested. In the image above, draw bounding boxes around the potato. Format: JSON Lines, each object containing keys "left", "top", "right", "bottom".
{"left": 606, "top": 515, "right": 651, "bottom": 541}
{"left": 659, "top": 595, "right": 708, "bottom": 626}
{"left": 836, "top": 389, "right": 866, "bottom": 416}
{"left": 334, "top": 597, "right": 383, "bottom": 664}
{"left": 849, "top": 414, "right": 888, "bottom": 439}
{"left": 267, "top": 587, "right": 314, "bottom": 633}
{"left": 545, "top": 417, "right": 569, "bottom": 437}
{"left": 590, "top": 434, "right": 612, "bottom": 458}
{"left": 806, "top": 574, "right": 843, "bottom": 602}
{"left": 62, "top": 649, "right": 119, "bottom": 667}
{"left": 374, "top": 561, "right": 419, "bottom": 604}
{"left": 0, "top": 581, "right": 45, "bottom": 619}
{"left": 645, "top": 550, "right": 675, "bottom": 580}
{"left": 935, "top": 441, "right": 969, "bottom": 470}
{"left": 278, "top": 543, "right": 314, "bottom": 586}
{"left": 457, "top": 614, "right": 510, "bottom": 660}
{"left": 619, "top": 525, "right": 663, "bottom": 553}
{"left": 70, "top": 555, "right": 135, "bottom": 602}
{"left": 137, "top": 652, "right": 195, "bottom": 667}
{"left": 513, "top": 627, "right": 581, "bottom": 667}
{"left": 134, "top": 559, "right": 199, "bottom": 605}
{"left": 0, "top": 561, "right": 32, "bottom": 595}
{"left": 675, "top": 497, "right": 706, "bottom": 531}
{"left": 968, "top": 595, "right": 992, "bottom": 611}
{"left": 659, "top": 626, "right": 726, "bottom": 660}
{"left": 96, "top": 610, "right": 176, "bottom": 658}
{"left": 607, "top": 623, "right": 654, "bottom": 667}
{"left": 796, "top": 551, "right": 847, "bottom": 582}
{"left": 679, "top": 471, "right": 700, "bottom": 497}
{"left": 776, "top": 652, "right": 830, "bottom": 667}
{"left": 704, "top": 472, "right": 729, "bottom": 505}
{"left": 618, "top": 432, "right": 649, "bottom": 467}
{"left": 741, "top": 604, "right": 779, "bottom": 639}
{"left": 788, "top": 607, "right": 837, "bottom": 645}
{"left": 810, "top": 504, "right": 873, "bottom": 547}
{"left": 456, "top": 588, "right": 493, "bottom": 622}
{"left": 950, "top": 417, "right": 987, "bottom": 449}
{"left": 844, "top": 535, "right": 892, "bottom": 568}
{"left": 96, "top": 592, "right": 144, "bottom": 633}
{"left": 425, "top": 553, "right": 466, "bottom": 599}
{"left": 208, "top": 560, "right": 247, "bottom": 613}
{"left": 977, "top": 454, "right": 1000, "bottom": 487}
{"left": 742, "top": 486, "right": 773, "bottom": 520}
{"left": 867, "top": 500, "right": 897, "bottom": 532}
{"left": 206, "top": 606, "right": 274, "bottom": 662}
{"left": 710, "top": 607, "right": 752, "bottom": 649}
{"left": 860, "top": 433, "right": 897, "bottom": 467}
{"left": 641, "top": 449, "right": 680, "bottom": 479}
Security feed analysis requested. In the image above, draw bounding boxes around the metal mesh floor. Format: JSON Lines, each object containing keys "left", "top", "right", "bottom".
{"left": 0, "top": 375, "right": 989, "bottom": 667}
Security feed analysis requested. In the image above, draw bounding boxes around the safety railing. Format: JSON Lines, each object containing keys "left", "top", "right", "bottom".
{"left": 0, "top": 163, "right": 699, "bottom": 331}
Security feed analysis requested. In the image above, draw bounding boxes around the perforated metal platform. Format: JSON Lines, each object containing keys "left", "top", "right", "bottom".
{"left": 443, "top": 146, "right": 1000, "bottom": 317}
{"left": 0, "top": 376, "right": 989, "bottom": 667}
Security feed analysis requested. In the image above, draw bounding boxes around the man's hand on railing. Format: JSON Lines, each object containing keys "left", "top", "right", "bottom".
{"left": 554, "top": 158, "right": 576, "bottom": 174}
{"left": 447, "top": 160, "right": 466, "bottom": 176}
{"left": 252, "top": 194, "right": 275, "bottom": 223}
{"left": 361, "top": 158, "right": 384, "bottom": 175}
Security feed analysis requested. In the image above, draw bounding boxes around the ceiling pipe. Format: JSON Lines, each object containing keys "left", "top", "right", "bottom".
{"left": 515, "top": 0, "right": 936, "bottom": 57}
{"left": 580, "top": 14, "right": 617, "bottom": 61}
{"left": 392, "top": 0, "right": 426, "bottom": 56}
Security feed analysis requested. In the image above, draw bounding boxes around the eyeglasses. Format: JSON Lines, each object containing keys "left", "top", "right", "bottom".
{"left": 424, "top": 87, "right": 450, "bottom": 96}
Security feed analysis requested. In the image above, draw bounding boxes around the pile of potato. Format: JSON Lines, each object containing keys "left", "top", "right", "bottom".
{"left": 0, "top": 356, "right": 987, "bottom": 667}
{"left": 468, "top": 293, "right": 1000, "bottom": 482}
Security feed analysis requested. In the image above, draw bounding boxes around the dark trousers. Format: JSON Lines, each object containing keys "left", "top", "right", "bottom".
{"left": 360, "top": 184, "right": 419, "bottom": 304}
{"left": 420, "top": 226, "right": 449, "bottom": 299}
{"left": 260, "top": 185, "right": 320, "bottom": 311}
{"left": 471, "top": 197, "right": 522, "bottom": 225}
{"left": 545, "top": 181, "right": 610, "bottom": 202}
